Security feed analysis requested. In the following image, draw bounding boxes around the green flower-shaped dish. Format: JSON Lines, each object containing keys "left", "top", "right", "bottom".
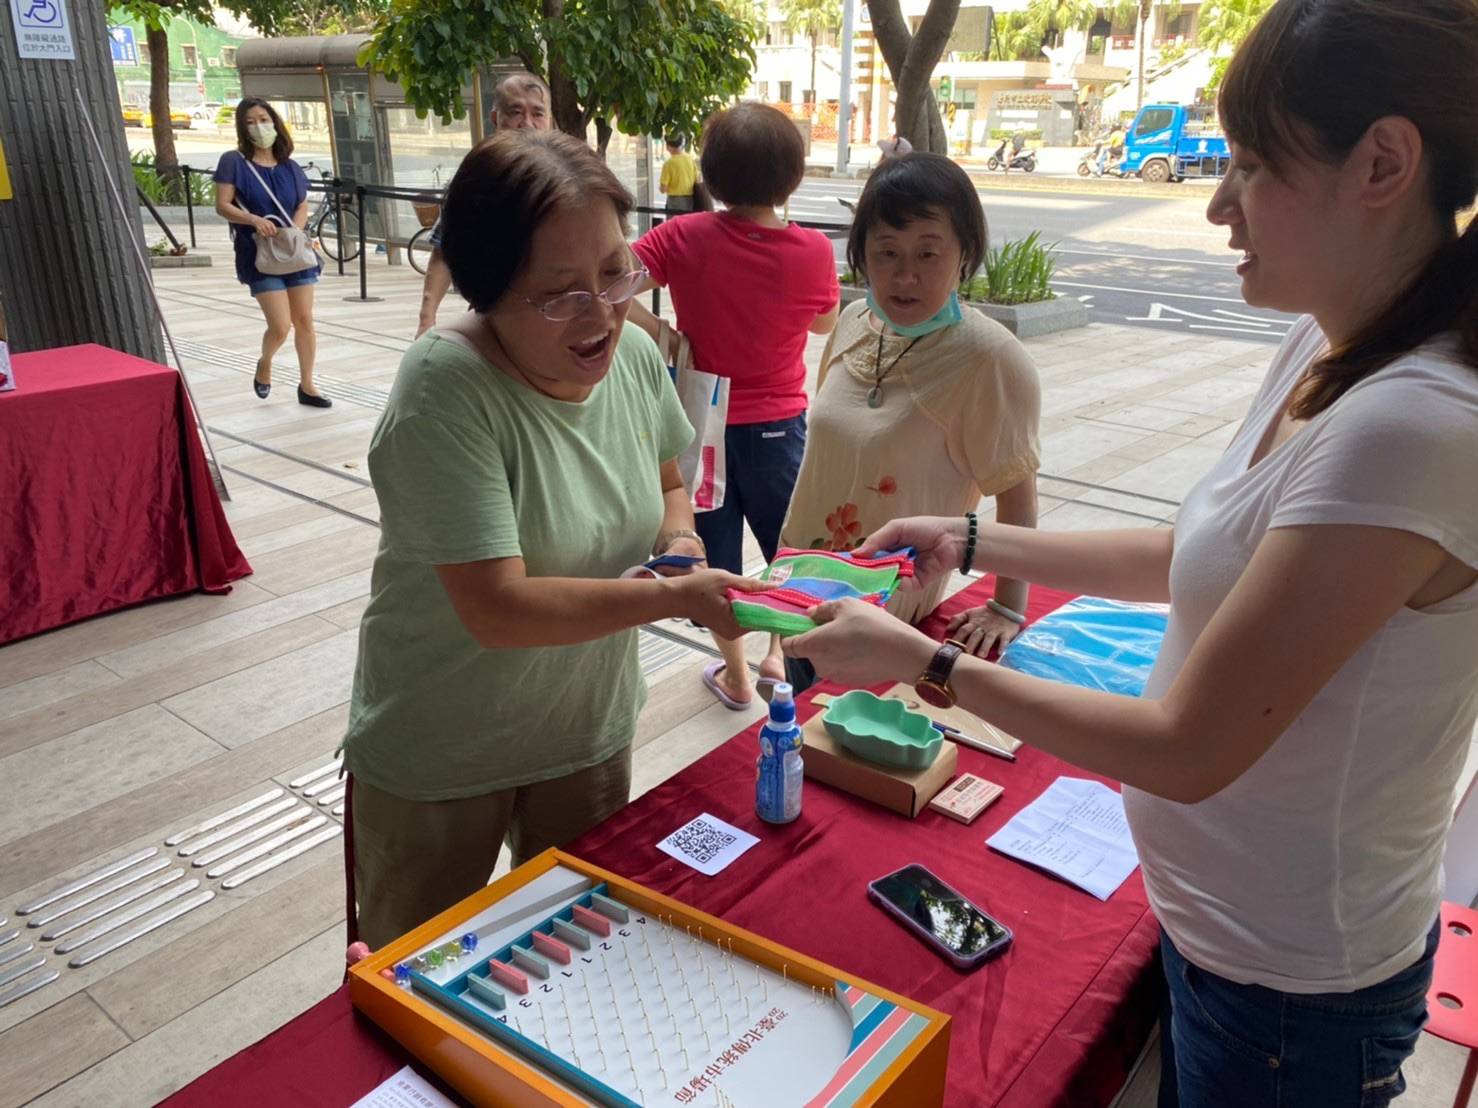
{"left": 821, "top": 690, "right": 944, "bottom": 769}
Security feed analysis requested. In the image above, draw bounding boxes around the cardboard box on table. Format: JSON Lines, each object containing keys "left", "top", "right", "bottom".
{"left": 800, "top": 714, "right": 959, "bottom": 819}
{"left": 349, "top": 848, "right": 952, "bottom": 1107}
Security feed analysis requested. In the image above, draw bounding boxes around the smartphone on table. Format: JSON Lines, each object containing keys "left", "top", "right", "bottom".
{"left": 867, "top": 864, "right": 1013, "bottom": 970}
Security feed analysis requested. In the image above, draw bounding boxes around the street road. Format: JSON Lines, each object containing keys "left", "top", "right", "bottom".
{"left": 141, "top": 129, "right": 1293, "bottom": 344}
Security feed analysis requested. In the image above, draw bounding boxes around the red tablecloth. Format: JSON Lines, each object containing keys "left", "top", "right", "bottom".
{"left": 163, "top": 578, "right": 1160, "bottom": 1108}
{"left": 0, "top": 344, "right": 250, "bottom": 644}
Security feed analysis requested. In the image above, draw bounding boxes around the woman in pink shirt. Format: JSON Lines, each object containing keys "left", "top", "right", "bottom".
{"left": 632, "top": 103, "right": 840, "bottom": 708}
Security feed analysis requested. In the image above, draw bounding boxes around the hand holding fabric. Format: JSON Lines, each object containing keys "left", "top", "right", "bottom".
{"left": 854, "top": 516, "right": 966, "bottom": 591}
{"left": 782, "top": 598, "right": 936, "bottom": 687}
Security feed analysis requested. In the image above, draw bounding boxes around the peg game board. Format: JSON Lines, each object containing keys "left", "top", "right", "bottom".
{"left": 350, "top": 851, "right": 949, "bottom": 1108}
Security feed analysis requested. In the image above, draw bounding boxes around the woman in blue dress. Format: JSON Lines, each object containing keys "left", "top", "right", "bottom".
{"left": 213, "top": 98, "right": 331, "bottom": 407}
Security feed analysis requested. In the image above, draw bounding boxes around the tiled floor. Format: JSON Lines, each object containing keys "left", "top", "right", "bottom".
{"left": 3, "top": 232, "right": 1474, "bottom": 1106}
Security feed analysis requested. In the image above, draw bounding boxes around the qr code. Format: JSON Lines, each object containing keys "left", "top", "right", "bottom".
{"left": 668, "top": 818, "right": 738, "bottom": 865}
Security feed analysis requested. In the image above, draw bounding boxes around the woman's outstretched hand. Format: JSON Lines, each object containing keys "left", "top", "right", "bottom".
{"left": 946, "top": 605, "right": 1022, "bottom": 659}
{"left": 782, "top": 599, "right": 937, "bottom": 688}
{"left": 854, "top": 516, "right": 969, "bottom": 591}
{"left": 667, "top": 570, "right": 764, "bottom": 641}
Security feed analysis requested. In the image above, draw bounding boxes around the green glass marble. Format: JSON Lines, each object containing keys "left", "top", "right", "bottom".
{"left": 427, "top": 948, "right": 445, "bottom": 969}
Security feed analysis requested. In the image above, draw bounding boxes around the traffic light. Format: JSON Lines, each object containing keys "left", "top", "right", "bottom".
{"left": 937, "top": 76, "right": 953, "bottom": 103}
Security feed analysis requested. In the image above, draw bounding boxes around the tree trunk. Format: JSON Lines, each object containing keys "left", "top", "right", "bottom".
{"left": 594, "top": 117, "right": 613, "bottom": 162}
{"left": 809, "top": 32, "right": 818, "bottom": 120}
{"left": 869, "top": 0, "right": 961, "bottom": 154}
{"left": 541, "top": 0, "right": 587, "bottom": 140}
{"left": 146, "top": 25, "right": 181, "bottom": 203}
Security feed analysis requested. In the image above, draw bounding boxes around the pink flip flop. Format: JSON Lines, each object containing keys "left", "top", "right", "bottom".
{"left": 702, "top": 661, "right": 751, "bottom": 711}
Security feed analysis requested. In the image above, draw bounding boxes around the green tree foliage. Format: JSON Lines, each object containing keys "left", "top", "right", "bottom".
{"left": 1025, "top": 0, "right": 1099, "bottom": 45}
{"left": 1197, "top": 0, "right": 1275, "bottom": 89}
{"left": 987, "top": 11, "right": 1044, "bottom": 62}
{"left": 362, "top": 0, "right": 755, "bottom": 157}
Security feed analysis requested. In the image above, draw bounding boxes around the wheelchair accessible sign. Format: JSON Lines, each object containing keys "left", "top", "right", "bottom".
{"left": 12, "top": 0, "right": 77, "bottom": 60}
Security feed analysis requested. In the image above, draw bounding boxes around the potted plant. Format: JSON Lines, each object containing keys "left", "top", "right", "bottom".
{"left": 838, "top": 231, "right": 1089, "bottom": 337}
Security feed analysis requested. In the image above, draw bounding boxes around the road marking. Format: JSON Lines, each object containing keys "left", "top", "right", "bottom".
{"left": 1058, "top": 280, "right": 1261, "bottom": 306}
{"left": 1056, "top": 248, "right": 1237, "bottom": 268}
{"left": 1125, "top": 302, "right": 1292, "bottom": 335}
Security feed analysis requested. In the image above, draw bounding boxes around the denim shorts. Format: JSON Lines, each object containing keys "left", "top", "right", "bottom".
{"left": 248, "top": 269, "right": 319, "bottom": 296}
{"left": 1158, "top": 921, "right": 1439, "bottom": 1108}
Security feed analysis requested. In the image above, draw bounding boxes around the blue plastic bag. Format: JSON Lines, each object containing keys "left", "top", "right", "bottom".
{"left": 999, "top": 597, "right": 1169, "bottom": 697}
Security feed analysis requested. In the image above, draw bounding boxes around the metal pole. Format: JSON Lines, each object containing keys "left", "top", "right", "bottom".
{"left": 333, "top": 182, "right": 345, "bottom": 277}
{"left": 836, "top": 0, "right": 856, "bottom": 175}
{"left": 183, "top": 166, "right": 197, "bottom": 249}
{"left": 343, "top": 185, "right": 384, "bottom": 302}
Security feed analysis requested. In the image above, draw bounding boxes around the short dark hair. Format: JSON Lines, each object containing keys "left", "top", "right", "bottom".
{"left": 700, "top": 103, "right": 805, "bottom": 207}
{"left": 440, "top": 130, "right": 634, "bottom": 313}
{"left": 846, "top": 153, "right": 988, "bottom": 281}
{"left": 234, "top": 97, "right": 293, "bottom": 163}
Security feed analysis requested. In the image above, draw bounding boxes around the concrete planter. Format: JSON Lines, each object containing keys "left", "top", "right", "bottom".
{"left": 148, "top": 254, "right": 213, "bottom": 269}
{"left": 973, "top": 297, "right": 1090, "bottom": 338}
{"left": 837, "top": 286, "right": 1090, "bottom": 338}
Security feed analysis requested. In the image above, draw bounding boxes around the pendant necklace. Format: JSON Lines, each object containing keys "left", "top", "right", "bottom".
{"left": 867, "top": 327, "right": 921, "bottom": 408}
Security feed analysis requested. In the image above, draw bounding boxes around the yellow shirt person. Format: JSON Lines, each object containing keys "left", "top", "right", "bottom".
{"left": 659, "top": 137, "right": 698, "bottom": 213}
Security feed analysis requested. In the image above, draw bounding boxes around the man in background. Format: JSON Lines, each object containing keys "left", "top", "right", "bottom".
{"left": 415, "top": 72, "right": 552, "bottom": 338}
{"left": 658, "top": 133, "right": 697, "bottom": 215}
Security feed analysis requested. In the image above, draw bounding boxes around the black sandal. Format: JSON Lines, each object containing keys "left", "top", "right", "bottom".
{"left": 297, "top": 386, "right": 332, "bottom": 408}
{"left": 253, "top": 358, "right": 271, "bottom": 399}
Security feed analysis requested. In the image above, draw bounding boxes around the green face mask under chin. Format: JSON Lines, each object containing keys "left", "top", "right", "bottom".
{"left": 247, "top": 122, "right": 277, "bottom": 149}
{"left": 865, "top": 289, "right": 964, "bottom": 338}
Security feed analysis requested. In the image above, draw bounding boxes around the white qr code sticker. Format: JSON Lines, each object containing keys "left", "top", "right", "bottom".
{"left": 656, "top": 812, "right": 760, "bottom": 876}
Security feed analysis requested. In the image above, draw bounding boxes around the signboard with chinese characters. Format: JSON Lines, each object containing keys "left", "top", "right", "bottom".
{"left": 108, "top": 25, "right": 137, "bottom": 65}
{"left": 11, "top": 0, "right": 77, "bottom": 60}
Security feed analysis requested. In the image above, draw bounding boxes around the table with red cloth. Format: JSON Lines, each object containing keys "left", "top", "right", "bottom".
{"left": 163, "top": 576, "right": 1161, "bottom": 1108}
{"left": 0, "top": 344, "right": 251, "bottom": 645}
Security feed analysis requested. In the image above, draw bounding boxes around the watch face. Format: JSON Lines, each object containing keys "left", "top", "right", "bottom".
{"left": 916, "top": 680, "right": 952, "bottom": 710}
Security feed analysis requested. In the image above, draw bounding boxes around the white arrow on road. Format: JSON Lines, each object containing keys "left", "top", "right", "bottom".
{"left": 1126, "top": 302, "right": 1292, "bottom": 336}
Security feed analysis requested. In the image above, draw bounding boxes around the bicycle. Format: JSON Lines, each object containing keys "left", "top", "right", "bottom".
{"left": 406, "top": 165, "right": 444, "bottom": 276}
{"left": 302, "top": 162, "right": 360, "bottom": 264}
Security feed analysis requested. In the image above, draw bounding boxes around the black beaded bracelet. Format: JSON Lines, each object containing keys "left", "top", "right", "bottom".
{"left": 961, "top": 511, "right": 979, "bottom": 575}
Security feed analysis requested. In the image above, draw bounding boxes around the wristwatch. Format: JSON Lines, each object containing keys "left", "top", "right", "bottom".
{"left": 915, "top": 639, "right": 967, "bottom": 709}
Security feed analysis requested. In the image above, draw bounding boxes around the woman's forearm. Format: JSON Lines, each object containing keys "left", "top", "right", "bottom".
{"left": 982, "top": 523, "right": 1173, "bottom": 603}
{"left": 989, "top": 478, "right": 1036, "bottom": 614}
{"left": 445, "top": 572, "right": 687, "bottom": 649}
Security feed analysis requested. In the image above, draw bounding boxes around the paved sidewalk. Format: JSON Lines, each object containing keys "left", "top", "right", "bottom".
{"left": 1, "top": 230, "right": 1472, "bottom": 1107}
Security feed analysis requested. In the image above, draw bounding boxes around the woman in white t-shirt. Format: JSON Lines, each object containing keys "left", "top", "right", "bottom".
{"left": 783, "top": 1, "right": 1478, "bottom": 1104}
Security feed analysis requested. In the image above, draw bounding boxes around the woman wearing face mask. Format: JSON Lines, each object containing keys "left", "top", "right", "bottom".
{"left": 768, "top": 153, "right": 1040, "bottom": 693}
{"left": 213, "top": 98, "right": 330, "bottom": 407}
{"left": 786, "top": 2, "right": 1478, "bottom": 1103}
{"left": 343, "top": 131, "right": 759, "bottom": 948}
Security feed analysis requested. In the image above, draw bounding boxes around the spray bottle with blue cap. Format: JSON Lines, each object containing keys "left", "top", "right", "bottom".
{"left": 756, "top": 682, "right": 804, "bottom": 823}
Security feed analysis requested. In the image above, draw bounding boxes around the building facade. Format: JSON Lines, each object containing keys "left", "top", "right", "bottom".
{"left": 106, "top": 9, "right": 247, "bottom": 112}
{"left": 748, "top": 0, "right": 1216, "bottom": 152}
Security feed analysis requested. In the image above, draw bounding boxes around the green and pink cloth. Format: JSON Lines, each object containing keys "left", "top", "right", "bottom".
{"left": 727, "top": 547, "right": 917, "bottom": 636}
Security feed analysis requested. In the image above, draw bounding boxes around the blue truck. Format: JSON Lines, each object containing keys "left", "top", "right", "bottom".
{"left": 1118, "top": 103, "right": 1230, "bottom": 183}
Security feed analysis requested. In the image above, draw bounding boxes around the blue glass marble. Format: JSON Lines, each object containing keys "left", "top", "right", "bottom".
{"left": 393, "top": 962, "right": 411, "bottom": 986}
{"left": 460, "top": 932, "right": 478, "bottom": 954}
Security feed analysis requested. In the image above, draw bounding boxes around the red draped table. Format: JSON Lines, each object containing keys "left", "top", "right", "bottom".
{"left": 163, "top": 577, "right": 1161, "bottom": 1108}
{"left": 0, "top": 344, "right": 251, "bottom": 644}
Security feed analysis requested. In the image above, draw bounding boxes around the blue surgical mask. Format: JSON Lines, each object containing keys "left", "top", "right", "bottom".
{"left": 865, "top": 289, "right": 963, "bottom": 338}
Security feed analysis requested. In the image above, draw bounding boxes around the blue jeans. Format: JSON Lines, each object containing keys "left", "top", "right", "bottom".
{"left": 695, "top": 413, "right": 806, "bottom": 575}
{"left": 248, "top": 269, "right": 319, "bottom": 295}
{"left": 1158, "top": 921, "right": 1439, "bottom": 1108}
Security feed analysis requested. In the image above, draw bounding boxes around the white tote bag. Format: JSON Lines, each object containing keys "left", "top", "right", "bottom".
{"left": 656, "top": 319, "right": 728, "bottom": 512}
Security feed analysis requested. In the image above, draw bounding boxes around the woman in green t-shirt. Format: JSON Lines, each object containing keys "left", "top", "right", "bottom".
{"left": 344, "top": 131, "right": 757, "bottom": 948}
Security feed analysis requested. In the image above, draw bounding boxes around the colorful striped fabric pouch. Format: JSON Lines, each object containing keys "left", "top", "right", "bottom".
{"left": 726, "top": 547, "right": 917, "bottom": 636}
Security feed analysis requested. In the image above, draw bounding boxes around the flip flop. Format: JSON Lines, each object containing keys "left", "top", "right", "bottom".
{"left": 702, "top": 661, "right": 751, "bottom": 711}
